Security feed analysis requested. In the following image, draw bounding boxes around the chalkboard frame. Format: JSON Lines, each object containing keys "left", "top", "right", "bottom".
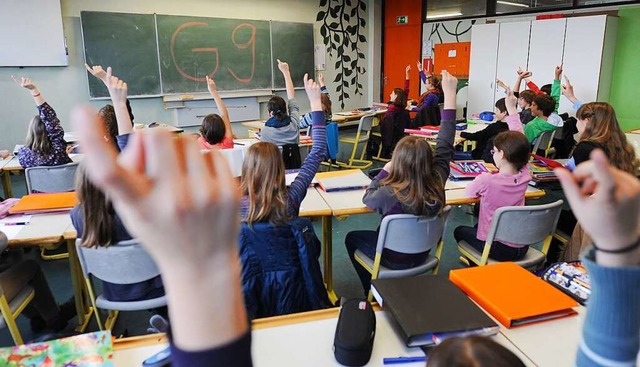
{"left": 81, "top": 11, "right": 315, "bottom": 99}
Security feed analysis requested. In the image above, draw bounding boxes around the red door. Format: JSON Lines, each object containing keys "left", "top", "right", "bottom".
{"left": 382, "top": 0, "right": 423, "bottom": 102}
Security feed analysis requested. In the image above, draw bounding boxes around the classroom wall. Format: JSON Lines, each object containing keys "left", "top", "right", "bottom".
{"left": 609, "top": 6, "right": 640, "bottom": 132}
{"left": 0, "top": 0, "right": 380, "bottom": 149}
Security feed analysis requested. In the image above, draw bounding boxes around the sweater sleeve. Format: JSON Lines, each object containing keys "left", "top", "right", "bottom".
{"left": 465, "top": 173, "right": 488, "bottom": 197}
{"left": 170, "top": 332, "right": 253, "bottom": 367}
{"left": 116, "top": 133, "right": 131, "bottom": 152}
{"left": 527, "top": 81, "right": 541, "bottom": 95}
{"left": 419, "top": 70, "right": 427, "bottom": 84}
{"left": 287, "top": 111, "right": 326, "bottom": 212}
{"left": 551, "top": 80, "right": 561, "bottom": 114}
{"left": 571, "top": 142, "right": 600, "bottom": 167}
{"left": 404, "top": 78, "right": 410, "bottom": 96}
{"left": 287, "top": 98, "right": 301, "bottom": 132}
{"left": 299, "top": 113, "right": 314, "bottom": 129}
{"left": 576, "top": 250, "right": 640, "bottom": 367}
{"left": 432, "top": 110, "right": 456, "bottom": 184}
{"left": 506, "top": 114, "right": 524, "bottom": 134}
{"left": 39, "top": 102, "right": 70, "bottom": 162}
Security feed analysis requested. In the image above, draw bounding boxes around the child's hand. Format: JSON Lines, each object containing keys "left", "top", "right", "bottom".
{"left": 555, "top": 150, "right": 640, "bottom": 266}
{"left": 72, "top": 104, "right": 241, "bottom": 272}
{"left": 12, "top": 76, "right": 37, "bottom": 91}
{"left": 554, "top": 64, "right": 563, "bottom": 80}
{"left": 441, "top": 70, "right": 457, "bottom": 110}
{"left": 383, "top": 161, "right": 393, "bottom": 173}
{"left": 505, "top": 87, "right": 518, "bottom": 116}
{"left": 206, "top": 75, "right": 218, "bottom": 94}
{"left": 304, "top": 74, "right": 322, "bottom": 112}
{"left": 496, "top": 79, "right": 508, "bottom": 90}
{"left": 416, "top": 61, "right": 423, "bottom": 72}
{"left": 516, "top": 68, "right": 532, "bottom": 79}
{"left": 561, "top": 75, "right": 577, "bottom": 103}
{"left": 102, "top": 67, "right": 128, "bottom": 103}
{"left": 318, "top": 73, "right": 325, "bottom": 87}
{"left": 405, "top": 65, "right": 411, "bottom": 79}
{"left": 85, "top": 64, "right": 108, "bottom": 83}
{"left": 277, "top": 59, "right": 290, "bottom": 74}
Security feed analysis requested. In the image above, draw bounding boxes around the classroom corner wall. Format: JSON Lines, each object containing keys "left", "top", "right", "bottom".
{"left": 609, "top": 6, "right": 640, "bottom": 132}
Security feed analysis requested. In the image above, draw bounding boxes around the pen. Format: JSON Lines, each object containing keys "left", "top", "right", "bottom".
{"left": 383, "top": 356, "right": 427, "bottom": 365}
{"left": 234, "top": 142, "right": 245, "bottom": 146}
{"left": 2, "top": 222, "right": 28, "bottom": 226}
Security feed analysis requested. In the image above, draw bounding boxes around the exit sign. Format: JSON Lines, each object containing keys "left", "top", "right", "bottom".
{"left": 396, "top": 16, "right": 408, "bottom": 24}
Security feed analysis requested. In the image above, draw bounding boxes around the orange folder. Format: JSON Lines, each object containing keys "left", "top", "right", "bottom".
{"left": 9, "top": 192, "right": 78, "bottom": 215}
{"left": 449, "top": 262, "right": 578, "bottom": 328}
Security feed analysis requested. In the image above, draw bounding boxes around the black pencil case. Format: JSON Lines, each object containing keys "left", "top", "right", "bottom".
{"left": 333, "top": 299, "right": 376, "bottom": 366}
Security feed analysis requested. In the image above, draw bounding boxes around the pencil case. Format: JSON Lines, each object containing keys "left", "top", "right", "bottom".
{"left": 333, "top": 299, "right": 376, "bottom": 366}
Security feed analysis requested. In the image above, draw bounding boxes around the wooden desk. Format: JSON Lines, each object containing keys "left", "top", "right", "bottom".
{"left": 113, "top": 307, "right": 536, "bottom": 366}
{"left": 315, "top": 176, "right": 545, "bottom": 299}
{"left": 3, "top": 213, "right": 93, "bottom": 332}
{"left": 0, "top": 154, "right": 83, "bottom": 198}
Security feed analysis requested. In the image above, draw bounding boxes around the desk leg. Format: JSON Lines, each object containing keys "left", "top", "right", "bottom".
{"left": 322, "top": 216, "right": 338, "bottom": 304}
{"left": 1, "top": 171, "right": 12, "bottom": 198}
{"left": 66, "top": 239, "right": 93, "bottom": 332}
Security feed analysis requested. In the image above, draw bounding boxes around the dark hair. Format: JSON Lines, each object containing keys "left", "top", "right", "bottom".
{"left": 200, "top": 114, "right": 226, "bottom": 145}
{"left": 519, "top": 90, "right": 535, "bottom": 105}
{"left": 428, "top": 336, "right": 526, "bottom": 367}
{"left": 533, "top": 94, "right": 555, "bottom": 117}
{"left": 494, "top": 98, "right": 507, "bottom": 114}
{"left": 540, "top": 84, "right": 552, "bottom": 95}
{"left": 76, "top": 164, "right": 115, "bottom": 248}
{"left": 98, "top": 105, "right": 118, "bottom": 141}
{"left": 493, "top": 131, "right": 530, "bottom": 171}
{"left": 427, "top": 75, "right": 442, "bottom": 91}
{"left": 125, "top": 99, "right": 135, "bottom": 123}
{"left": 267, "top": 96, "right": 287, "bottom": 119}
{"left": 321, "top": 94, "right": 332, "bottom": 116}
{"left": 392, "top": 88, "right": 408, "bottom": 109}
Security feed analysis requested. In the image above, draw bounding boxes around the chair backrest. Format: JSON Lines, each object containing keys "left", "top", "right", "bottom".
{"left": 25, "top": 162, "right": 79, "bottom": 194}
{"left": 377, "top": 206, "right": 451, "bottom": 254}
{"left": 485, "top": 200, "right": 563, "bottom": 246}
{"left": 75, "top": 239, "right": 161, "bottom": 285}
{"left": 533, "top": 130, "right": 556, "bottom": 157}
{"left": 358, "top": 114, "right": 376, "bottom": 133}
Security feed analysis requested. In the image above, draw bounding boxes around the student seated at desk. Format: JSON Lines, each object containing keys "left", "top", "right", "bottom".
{"left": 197, "top": 76, "right": 234, "bottom": 150}
{"left": 238, "top": 74, "right": 330, "bottom": 318}
{"left": 261, "top": 59, "right": 301, "bottom": 169}
{"left": 12, "top": 76, "right": 71, "bottom": 168}
{"left": 73, "top": 66, "right": 165, "bottom": 306}
{"left": 457, "top": 98, "right": 509, "bottom": 163}
{"left": 454, "top": 128, "right": 532, "bottom": 261}
{"left": 298, "top": 73, "right": 338, "bottom": 162}
{"left": 413, "top": 60, "right": 443, "bottom": 111}
{"left": 73, "top": 80, "right": 640, "bottom": 367}
{"left": 346, "top": 70, "right": 457, "bottom": 294}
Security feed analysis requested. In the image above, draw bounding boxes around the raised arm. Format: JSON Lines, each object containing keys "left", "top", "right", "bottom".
{"left": 73, "top": 107, "right": 250, "bottom": 366}
{"left": 13, "top": 76, "right": 45, "bottom": 106}
{"left": 288, "top": 75, "right": 327, "bottom": 208}
{"left": 505, "top": 87, "right": 525, "bottom": 135}
{"left": 514, "top": 68, "right": 532, "bottom": 93}
{"left": 277, "top": 59, "right": 295, "bottom": 100}
{"left": 86, "top": 64, "right": 133, "bottom": 137}
{"left": 555, "top": 150, "right": 640, "bottom": 366}
{"left": 552, "top": 65, "right": 562, "bottom": 113}
{"left": 561, "top": 75, "right": 583, "bottom": 110}
{"left": 431, "top": 70, "right": 457, "bottom": 183}
{"left": 13, "top": 76, "right": 66, "bottom": 147}
{"left": 404, "top": 65, "right": 411, "bottom": 96}
{"left": 206, "top": 76, "right": 234, "bottom": 140}
{"left": 417, "top": 61, "right": 427, "bottom": 84}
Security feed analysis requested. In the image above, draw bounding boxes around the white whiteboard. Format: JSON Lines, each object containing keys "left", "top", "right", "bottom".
{"left": 0, "top": 0, "right": 68, "bottom": 66}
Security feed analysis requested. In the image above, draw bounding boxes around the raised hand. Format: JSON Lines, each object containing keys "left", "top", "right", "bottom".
{"left": 554, "top": 64, "right": 563, "bottom": 80}
{"left": 102, "top": 67, "right": 128, "bottom": 103}
{"left": 505, "top": 87, "right": 518, "bottom": 116}
{"left": 441, "top": 70, "right": 458, "bottom": 110}
{"left": 12, "top": 76, "right": 38, "bottom": 91}
{"left": 304, "top": 73, "right": 322, "bottom": 112}
{"left": 496, "top": 78, "right": 508, "bottom": 90}
{"left": 206, "top": 75, "right": 218, "bottom": 95}
{"left": 516, "top": 68, "right": 532, "bottom": 79}
{"left": 555, "top": 150, "right": 640, "bottom": 266}
{"left": 277, "top": 59, "right": 290, "bottom": 75}
{"left": 318, "top": 72, "right": 325, "bottom": 87}
{"left": 405, "top": 65, "right": 411, "bottom": 79}
{"left": 561, "top": 75, "right": 578, "bottom": 103}
{"left": 416, "top": 61, "right": 423, "bottom": 72}
{"left": 85, "top": 63, "right": 108, "bottom": 82}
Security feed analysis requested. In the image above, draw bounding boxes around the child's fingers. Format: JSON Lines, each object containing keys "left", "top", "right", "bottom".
{"left": 555, "top": 167, "right": 585, "bottom": 210}
{"left": 143, "top": 129, "right": 182, "bottom": 182}
{"left": 183, "top": 136, "right": 214, "bottom": 204}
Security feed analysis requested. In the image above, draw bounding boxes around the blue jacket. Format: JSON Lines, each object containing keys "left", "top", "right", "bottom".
{"left": 239, "top": 217, "right": 331, "bottom": 319}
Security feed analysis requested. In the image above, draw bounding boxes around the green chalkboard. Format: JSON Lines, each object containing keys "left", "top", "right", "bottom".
{"left": 81, "top": 12, "right": 161, "bottom": 98}
{"left": 156, "top": 15, "right": 272, "bottom": 93}
{"left": 271, "top": 22, "right": 315, "bottom": 89}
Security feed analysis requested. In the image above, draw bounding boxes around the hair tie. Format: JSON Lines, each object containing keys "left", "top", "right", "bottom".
{"left": 275, "top": 109, "right": 282, "bottom": 114}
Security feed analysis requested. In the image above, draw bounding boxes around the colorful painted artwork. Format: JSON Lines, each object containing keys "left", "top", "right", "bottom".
{"left": 0, "top": 331, "right": 113, "bottom": 366}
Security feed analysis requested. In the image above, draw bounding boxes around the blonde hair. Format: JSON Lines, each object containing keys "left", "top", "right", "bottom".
{"left": 75, "top": 164, "right": 115, "bottom": 248}
{"left": 380, "top": 136, "right": 445, "bottom": 215}
{"left": 25, "top": 115, "right": 51, "bottom": 155}
{"left": 240, "top": 142, "right": 289, "bottom": 225}
{"left": 577, "top": 102, "right": 638, "bottom": 175}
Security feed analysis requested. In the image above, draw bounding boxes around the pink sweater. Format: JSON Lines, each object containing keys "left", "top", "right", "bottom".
{"left": 198, "top": 136, "right": 234, "bottom": 150}
{"left": 466, "top": 168, "right": 531, "bottom": 247}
